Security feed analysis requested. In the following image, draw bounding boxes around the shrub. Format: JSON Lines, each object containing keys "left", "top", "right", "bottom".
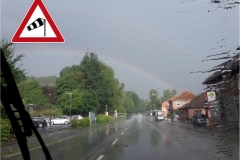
{"left": 96, "top": 114, "right": 114, "bottom": 123}
{"left": 80, "top": 117, "right": 90, "bottom": 126}
{"left": 0, "top": 119, "right": 14, "bottom": 142}
{"left": 69, "top": 118, "right": 90, "bottom": 129}
{"left": 69, "top": 119, "right": 79, "bottom": 129}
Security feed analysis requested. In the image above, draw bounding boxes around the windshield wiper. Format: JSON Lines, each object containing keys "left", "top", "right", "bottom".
{"left": 1, "top": 49, "right": 52, "bottom": 160}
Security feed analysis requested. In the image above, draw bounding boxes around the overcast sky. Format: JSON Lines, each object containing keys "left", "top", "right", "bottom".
{"left": 1, "top": 0, "right": 239, "bottom": 99}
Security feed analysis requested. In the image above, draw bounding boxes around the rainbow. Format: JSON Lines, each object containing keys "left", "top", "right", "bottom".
{"left": 24, "top": 48, "right": 172, "bottom": 91}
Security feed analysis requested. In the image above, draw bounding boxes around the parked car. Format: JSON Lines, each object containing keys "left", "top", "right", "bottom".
{"left": 71, "top": 115, "right": 83, "bottom": 120}
{"left": 31, "top": 117, "right": 49, "bottom": 128}
{"left": 60, "top": 115, "right": 70, "bottom": 120}
{"left": 173, "top": 117, "right": 178, "bottom": 122}
{"left": 41, "top": 116, "right": 51, "bottom": 126}
{"left": 51, "top": 117, "right": 70, "bottom": 125}
{"left": 192, "top": 113, "right": 206, "bottom": 126}
{"left": 126, "top": 114, "right": 132, "bottom": 120}
{"left": 155, "top": 114, "right": 164, "bottom": 121}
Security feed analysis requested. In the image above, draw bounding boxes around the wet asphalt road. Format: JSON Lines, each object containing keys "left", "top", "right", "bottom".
{"left": 4, "top": 115, "right": 239, "bottom": 160}
{"left": 37, "top": 124, "right": 70, "bottom": 135}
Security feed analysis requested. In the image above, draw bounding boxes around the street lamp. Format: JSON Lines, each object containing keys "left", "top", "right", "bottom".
{"left": 68, "top": 92, "right": 72, "bottom": 118}
{"left": 105, "top": 105, "right": 108, "bottom": 116}
{"left": 105, "top": 105, "right": 107, "bottom": 112}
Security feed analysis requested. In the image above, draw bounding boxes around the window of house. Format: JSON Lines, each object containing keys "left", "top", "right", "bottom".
{"left": 176, "top": 100, "right": 182, "bottom": 106}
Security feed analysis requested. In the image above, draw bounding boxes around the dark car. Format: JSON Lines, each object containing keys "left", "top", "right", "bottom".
{"left": 32, "top": 117, "right": 49, "bottom": 128}
{"left": 192, "top": 113, "right": 206, "bottom": 126}
{"left": 126, "top": 114, "right": 132, "bottom": 120}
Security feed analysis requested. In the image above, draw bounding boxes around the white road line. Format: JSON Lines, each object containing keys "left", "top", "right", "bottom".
{"left": 96, "top": 155, "right": 104, "bottom": 160}
{"left": 49, "top": 130, "right": 67, "bottom": 135}
{"left": 121, "top": 132, "right": 124, "bottom": 135}
{"left": 3, "top": 152, "right": 22, "bottom": 158}
{"left": 112, "top": 138, "right": 118, "bottom": 145}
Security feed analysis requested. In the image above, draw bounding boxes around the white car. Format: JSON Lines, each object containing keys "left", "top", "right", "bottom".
{"left": 71, "top": 115, "right": 83, "bottom": 120}
{"left": 155, "top": 114, "right": 164, "bottom": 121}
{"left": 51, "top": 117, "right": 69, "bottom": 125}
{"left": 137, "top": 113, "right": 142, "bottom": 118}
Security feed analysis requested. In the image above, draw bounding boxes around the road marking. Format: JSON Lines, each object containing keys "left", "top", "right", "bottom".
{"left": 121, "top": 132, "right": 124, "bottom": 135}
{"left": 49, "top": 130, "right": 67, "bottom": 135}
{"left": 4, "top": 121, "right": 121, "bottom": 158}
{"left": 96, "top": 155, "right": 104, "bottom": 160}
{"left": 3, "top": 152, "right": 22, "bottom": 158}
{"left": 112, "top": 138, "right": 118, "bottom": 145}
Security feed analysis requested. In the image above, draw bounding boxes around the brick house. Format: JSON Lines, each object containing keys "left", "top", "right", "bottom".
{"left": 202, "top": 53, "right": 239, "bottom": 124}
{"left": 179, "top": 93, "right": 206, "bottom": 121}
{"left": 161, "top": 90, "right": 196, "bottom": 117}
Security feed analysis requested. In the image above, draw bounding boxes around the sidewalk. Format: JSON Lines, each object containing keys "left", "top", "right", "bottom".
{"left": 1, "top": 117, "right": 124, "bottom": 157}
{"left": 170, "top": 119, "right": 239, "bottom": 136}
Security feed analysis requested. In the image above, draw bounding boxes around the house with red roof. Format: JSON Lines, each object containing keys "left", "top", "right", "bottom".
{"left": 202, "top": 53, "right": 239, "bottom": 123}
{"left": 161, "top": 90, "right": 196, "bottom": 117}
{"left": 178, "top": 93, "right": 206, "bottom": 121}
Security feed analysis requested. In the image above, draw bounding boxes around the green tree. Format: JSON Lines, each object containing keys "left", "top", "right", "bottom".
{"left": 79, "top": 53, "right": 101, "bottom": 91}
{"left": 125, "top": 91, "right": 141, "bottom": 113}
{"left": 59, "top": 65, "right": 81, "bottom": 77}
{"left": 58, "top": 89, "right": 99, "bottom": 116}
{"left": 79, "top": 53, "right": 123, "bottom": 114}
{"left": 56, "top": 71, "right": 84, "bottom": 99}
{"left": 56, "top": 52, "right": 123, "bottom": 115}
{"left": 18, "top": 80, "right": 48, "bottom": 106}
{"left": 149, "top": 89, "right": 160, "bottom": 113}
{"left": 160, "top": 88, "right": 177, "bottom": 103}
{"left": 0, "top": 39, "right": 26, "bottom": 83}
{"left": 58, "top": 89, "right": 84, "bottom": 116}
{"left": 28, "top": 76, "right": 57, "bottom": 86}
{"left": 122, "top": 92, "right": 135, "bottom": 113}
{"left": 134, "top": 98, "right": 146, "bottom": 113}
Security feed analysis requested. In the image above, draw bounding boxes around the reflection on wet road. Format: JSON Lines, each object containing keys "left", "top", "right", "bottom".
{"left": 4, "top": 116, "right": 238, "bottom": 160}
{"left": 37, "top": 124, "right": 70, "bottom": 135}
{"left": 101, "top": 116, "right": 202, "bottom": 160}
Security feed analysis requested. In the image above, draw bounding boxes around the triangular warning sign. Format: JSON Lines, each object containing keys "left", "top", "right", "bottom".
{"left": 11, "top": 0, "right": 64, "bottom": 43}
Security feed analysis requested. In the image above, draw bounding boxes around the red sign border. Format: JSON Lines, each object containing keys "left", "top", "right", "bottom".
{"left": 11, "top": 0, "right": 64, "bottom": 43}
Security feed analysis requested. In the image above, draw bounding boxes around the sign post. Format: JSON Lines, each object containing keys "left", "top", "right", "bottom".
{"left": 206, "top": 91, "right": 215, "bottom": 130}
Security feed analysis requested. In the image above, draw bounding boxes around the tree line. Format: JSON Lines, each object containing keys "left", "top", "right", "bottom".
{"left": 147, "top": 88, "right": 177, "bottom": 112}
{"left": 1, "top": 39, "right": 146, "bottom": 118}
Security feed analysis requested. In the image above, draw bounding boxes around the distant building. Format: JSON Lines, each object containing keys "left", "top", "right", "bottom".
{"left": 202, "top": 53, "right": 239, "bottom": 124}
{"left": 179, "top": 93, "right": 206, "bottom": 121}
{"left": 161, "top": 90, "right": 196, "bottom": 117}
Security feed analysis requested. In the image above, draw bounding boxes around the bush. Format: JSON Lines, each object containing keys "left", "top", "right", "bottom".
{"left": 69, "top": 119, "right": 79, "bottom": 129}
{"left": 96, "top": 114, "right": 114, "bottom": 123}
{"left": 69, "top": 118, "right": 90, "bottom": 129}
{"left": 0, "top": 119, "right": 14, "bottom": 142}
{"left": 80, "top": 117, "right": 90, "bottom": 126}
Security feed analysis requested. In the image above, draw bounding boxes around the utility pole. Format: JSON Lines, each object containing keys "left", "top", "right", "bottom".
{"left": 69, "top": 92, "right": 72, "bottom": 118}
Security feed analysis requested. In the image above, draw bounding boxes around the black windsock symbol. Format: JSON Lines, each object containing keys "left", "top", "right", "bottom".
{"left": 27, "top": 18, "right": 45, "bottom": 31}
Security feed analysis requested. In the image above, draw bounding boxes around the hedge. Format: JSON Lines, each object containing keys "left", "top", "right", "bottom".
{"left": 0, "top": 119, "right": 15, "bottom": 142}
{"left": 96, "top": 114, "right": 115, "bottom": 123}
{"left": 69, "top": 117, "right": 90, "bottom": 129}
